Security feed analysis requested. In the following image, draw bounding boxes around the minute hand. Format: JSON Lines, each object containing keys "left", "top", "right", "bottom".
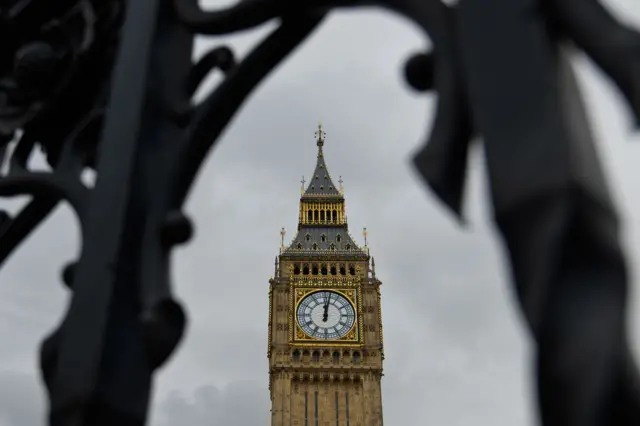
{"left": 324, "top": 292, "right": 332, "bottom": 310}
{"left": 322, "top": 293, "right": 331, "bottom": 321}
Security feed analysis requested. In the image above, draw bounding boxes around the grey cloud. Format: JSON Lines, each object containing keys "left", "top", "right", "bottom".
{"left": 1, "top": 1, "right": 640, "bottom": 426}
{"left": 0, "top": 371, "right": 46, "bottom": 426}
{"left": 153, "top": 382, "right": 269, "bottom": 426}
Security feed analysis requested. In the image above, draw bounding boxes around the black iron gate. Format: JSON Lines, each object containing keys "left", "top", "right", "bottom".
{"left": 0, "top": 0, "right": 639, "bottom": 425}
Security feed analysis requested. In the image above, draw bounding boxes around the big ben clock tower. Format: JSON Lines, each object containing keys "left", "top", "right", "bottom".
{"left": 268, "top": 125, "right": 384, "bottom": 426}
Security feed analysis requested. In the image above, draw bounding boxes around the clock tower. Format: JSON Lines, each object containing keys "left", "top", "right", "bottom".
{"left": 268, "top": 125, "right": 384, "bottom": 426}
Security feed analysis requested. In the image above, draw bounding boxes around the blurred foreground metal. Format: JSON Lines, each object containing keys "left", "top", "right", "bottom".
{"left": 0, "top": 0, "right": 639, "bottom": 425}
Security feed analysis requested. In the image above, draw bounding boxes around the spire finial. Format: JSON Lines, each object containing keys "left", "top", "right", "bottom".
{"left": 280, "top": 227, "right": 286, "bottom": 252}
{"left": 363, "top": 227, "right": 370, "bottom": 255}
{"left": 301, "top": 176, "right": 306, "bottom": 194}
{"left": 315, "top": 122, "right": 325, "bottom": 149}
{"left": 338, "top": 176, "right": 344, "bottom": 195}
{"left": 371, "top": 257, "right": 376, "bottom": 278}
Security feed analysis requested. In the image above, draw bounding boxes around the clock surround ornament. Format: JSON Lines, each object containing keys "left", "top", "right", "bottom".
{"left": 291, "top": 286, "right": 361, "bottom": 345}
{"left": 295, "top": 290, "right": 356, "bottom": 340}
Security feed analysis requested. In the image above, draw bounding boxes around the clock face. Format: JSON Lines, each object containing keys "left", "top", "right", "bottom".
{"left": 296, "top": 290, "right": 356, "bottom": 340}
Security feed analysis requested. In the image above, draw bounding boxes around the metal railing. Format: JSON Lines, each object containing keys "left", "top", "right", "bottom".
{"left": 0, "top": 0, "right": 639, "bottom": 425}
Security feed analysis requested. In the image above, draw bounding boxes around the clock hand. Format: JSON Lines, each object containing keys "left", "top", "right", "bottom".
{"left": 322, "top": 292, "right": 331, "bottom": 322}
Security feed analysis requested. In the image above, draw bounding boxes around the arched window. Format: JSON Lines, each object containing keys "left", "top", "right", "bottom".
{"left": 312, "top": 351, "right": 320, "bottom": 362}
{"left": 345, "top": 244, "right": 351, "bottom": 250}
{"left": 312, "top": 243, "right": 318, "bottom": 250}
{"left": 292, "top": 350, "right": 301, "bottom": 361}
{"left": 321, "top": 234, "right": 326, "bottom": 242}
{"left": 349, "top": 266, "right": 356, "bottom": 275}
{"left": 312, "top": 264, "right": 319, "bottom": 275}
{"left": 332, "top": 210, "right": 337, "bottom": 222}
{"left": 330, "top": 244, "right": 335, "bottom": 251}
{"left": 320, "top": 210, "right": 325, "bottom": 221}
{"left": 307, "top": 210, "right": 312, "bottom": 221}
{"left": 337, "top": 234, "right": 342, "bottom": 242}
{"left": 353, "top": 351, "right": 361, "bottom": 363}
{"left": 333, "top": 351, "right": 340, "bottom": 362}
{"left": 297, "top": 243, "right": 302, "bottom": 250}
{"left": 314, "top": 210, "right": 319, "bottom": 221}
{"left": 340, "top": 265, "right": 346, "bottom": 275}
{"left": 330, "top": 265, "right": 337, "bottom": 275}
{"left": 293, "top": 264, "right": 300, "bottom": 274}
{"left": 305, "top": 234, "right": 311, "bottom": 241}
{"left": 321, "top": 264, "right": 328, "bottom": 275}
{"left": 303, "top": 264, "right": 309, "bottom": 275}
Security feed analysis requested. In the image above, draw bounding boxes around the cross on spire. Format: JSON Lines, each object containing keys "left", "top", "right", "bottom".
{"left": 315, "top": 122, "right": 325, "bottom": 147}
{"left": 301, "top": 176, "right": 306, "bottom": 194}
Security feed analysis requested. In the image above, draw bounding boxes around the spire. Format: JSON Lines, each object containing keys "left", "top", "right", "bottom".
{"left": 280, "top": 227, "right": 286, "bottom": 252}
{"left": 363, "top": 227, "right": 370, "bottom": 255}
{"left": 303, "top": 123, "right": 341, "bottom": 197}
{"left": 371, "top": 257, "right": 376, "bottom": 279}
{"left": 280, "top": 125, "right": 368, "bottom": 260}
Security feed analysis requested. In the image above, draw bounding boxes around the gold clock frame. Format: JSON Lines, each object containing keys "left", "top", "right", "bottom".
{"left": 289, "top": 278, "right": 363, "bottom": 347}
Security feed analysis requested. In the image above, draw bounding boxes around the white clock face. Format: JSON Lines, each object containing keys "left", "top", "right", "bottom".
{"left": 296, "top": 291, "right": 356, "bottom": 340}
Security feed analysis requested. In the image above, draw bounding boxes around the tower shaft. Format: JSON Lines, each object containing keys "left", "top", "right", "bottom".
{"left": 268, "top": 126, "right": 385, "bottom": 425}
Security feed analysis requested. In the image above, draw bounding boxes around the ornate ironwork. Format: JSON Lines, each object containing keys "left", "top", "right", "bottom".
{"left": 0, "top": 0, "right": 639, "bottom": 425}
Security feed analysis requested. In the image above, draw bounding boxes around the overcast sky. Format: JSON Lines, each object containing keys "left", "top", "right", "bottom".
{"left": 2, "top": 1, "right": 640, "bottom": 425}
